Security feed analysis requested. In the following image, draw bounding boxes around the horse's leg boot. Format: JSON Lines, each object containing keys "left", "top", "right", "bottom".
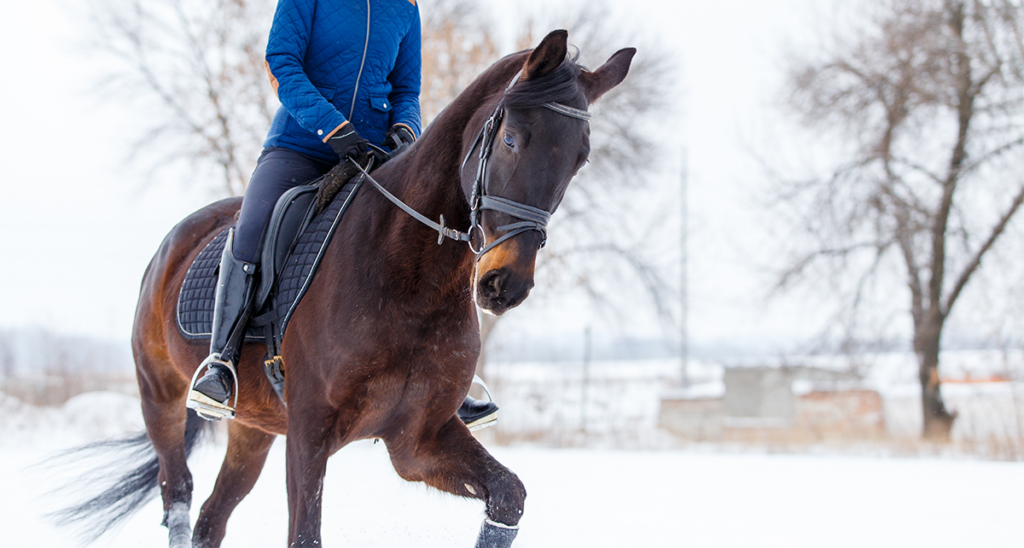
{"left": 474, "top": 519, "right": 519, "bottom": 548}
{"left": 187, "top": 228, "right": 257, "bottom": 421}
{"left": 459, "top": 395, "right": 499, "bottom": 430}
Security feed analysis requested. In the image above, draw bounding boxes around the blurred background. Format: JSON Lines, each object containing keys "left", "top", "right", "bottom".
{"left": 2, "top": 0, "right": 1024, "bottom": 461}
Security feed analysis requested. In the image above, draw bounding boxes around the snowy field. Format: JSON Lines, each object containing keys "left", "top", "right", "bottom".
{"left": 1, "top": 392, "right": 1023, "bottom": 547}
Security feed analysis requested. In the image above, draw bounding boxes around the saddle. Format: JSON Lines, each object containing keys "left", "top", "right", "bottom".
{"left": 175, "top": 163, "right": 366, "bottom": 400}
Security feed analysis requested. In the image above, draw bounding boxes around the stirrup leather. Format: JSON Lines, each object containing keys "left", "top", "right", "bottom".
{"left": 186, "top": 353, "right": 239, "bottom": 421}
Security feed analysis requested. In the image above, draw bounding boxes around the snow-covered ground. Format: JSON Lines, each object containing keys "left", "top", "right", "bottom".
{"left": 2, "top": 392, "right": 1023, "bottom": 547}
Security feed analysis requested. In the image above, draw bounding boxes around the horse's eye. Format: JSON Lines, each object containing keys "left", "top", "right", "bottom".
{"left": 502, "top": 132, "right": 516, "bottom": 149}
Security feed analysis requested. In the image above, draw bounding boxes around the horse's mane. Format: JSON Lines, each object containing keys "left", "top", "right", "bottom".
{"left": 504, "top": 51, "right": 586, "bottom": 110}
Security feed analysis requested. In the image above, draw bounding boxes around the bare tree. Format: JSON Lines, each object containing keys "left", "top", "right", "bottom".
{"left": 0, "top": 331, "right": 15, "bottom": 385}
{"left": 420, "top": 0, "right": 499, "bottom": 122}
{"left": 774, "top": 0, "right": 1024, "bottom": 439}
{"left": 88, "top": 0, "right": 277, "bottom": 196}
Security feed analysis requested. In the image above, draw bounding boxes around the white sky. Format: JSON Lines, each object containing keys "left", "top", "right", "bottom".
{"left": 0, "top": 0, "right": 839, "bottom": 355}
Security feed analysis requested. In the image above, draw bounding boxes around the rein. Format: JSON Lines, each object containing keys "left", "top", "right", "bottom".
{"left": 353, "top": 158, "right": 472, "bottom": 245}
{"left": 352, "top": 71, "right": 591, "bottom": 260}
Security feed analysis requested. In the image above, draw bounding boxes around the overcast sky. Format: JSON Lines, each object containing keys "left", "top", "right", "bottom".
{"left": 0, "top": 0, "right": 840, "bottom": 357}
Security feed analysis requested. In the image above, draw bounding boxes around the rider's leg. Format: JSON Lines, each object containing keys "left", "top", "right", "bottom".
{"left": 232, "top": 147, "right": 337, "bottom": 263}
{"left": 188, "top": 148, "right": 333, "bottom": 420}
{"left": 186, "top": 230, "right": 257, "bottom": 420}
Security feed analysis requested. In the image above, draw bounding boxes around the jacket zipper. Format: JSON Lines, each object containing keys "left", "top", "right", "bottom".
{"left": 349, "top": 0, "right": 371, "bottom": 121}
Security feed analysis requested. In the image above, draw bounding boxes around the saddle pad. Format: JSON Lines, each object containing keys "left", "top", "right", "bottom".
{"left": 176, "top": 179, "right": 362, "bottom": 342}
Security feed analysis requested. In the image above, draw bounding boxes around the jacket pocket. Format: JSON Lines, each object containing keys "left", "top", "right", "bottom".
{"left": 369, "top": 93, "right": 393, "bottom": 112}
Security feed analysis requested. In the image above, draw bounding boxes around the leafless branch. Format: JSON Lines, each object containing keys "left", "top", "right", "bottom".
{"left": 944, "top": 183, "right": 1024, "bottom": 316}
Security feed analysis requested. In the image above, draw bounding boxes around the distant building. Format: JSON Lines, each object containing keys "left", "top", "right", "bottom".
{"left": 659, "top": 366, "right": 886, "bottom": 442}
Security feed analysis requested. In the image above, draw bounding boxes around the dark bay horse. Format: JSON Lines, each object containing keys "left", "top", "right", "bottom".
{"left": 71, "top": 31, "right": 633, "bottom": 547}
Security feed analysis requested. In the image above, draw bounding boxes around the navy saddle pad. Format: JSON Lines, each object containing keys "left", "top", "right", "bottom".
{"left": 176, "top": 178, "right": 361, "bottom": 342}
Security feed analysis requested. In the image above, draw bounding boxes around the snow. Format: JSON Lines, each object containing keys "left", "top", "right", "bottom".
{"left": 2, "top": 393, "right": 1023, "bottom": 547}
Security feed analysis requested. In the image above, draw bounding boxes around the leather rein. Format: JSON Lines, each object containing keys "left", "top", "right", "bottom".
{"left": 351, "top": 71, "right": 591, "bottom": 260}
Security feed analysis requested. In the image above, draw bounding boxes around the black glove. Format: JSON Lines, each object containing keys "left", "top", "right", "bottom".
{"left": 328, "top": 126, "right": 367, "bottom": 162}
{"left": 384, "top": 124, "right": 416, "bottom": 154}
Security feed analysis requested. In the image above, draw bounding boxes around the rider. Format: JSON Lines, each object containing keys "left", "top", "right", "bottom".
{"left": 186, "top": 0, "right": 498, "bottom": 428}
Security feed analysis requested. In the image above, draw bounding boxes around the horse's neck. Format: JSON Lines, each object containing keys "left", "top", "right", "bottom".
{"left": 385, "top": 150, "right": 472, "bottom": 275}
{"left": 333, "top": 59, "right": 521, "bottom": 306}
{"left": 343, "top": 124, "right": 475, "bottom": 305}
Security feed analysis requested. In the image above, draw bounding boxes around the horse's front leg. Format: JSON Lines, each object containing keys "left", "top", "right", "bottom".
{"left": 285, "top": 404, "right": 336, "bottom": 547}
{"left": 386, "top": 417, "right": 526, "bottom": 548}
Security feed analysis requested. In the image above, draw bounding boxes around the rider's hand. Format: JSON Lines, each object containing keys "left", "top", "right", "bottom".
{"left": 328, "top": 126, "right": 368, "bottom": 162}
{"left": 384, "top": 124, "right": 416, "bottom": 154}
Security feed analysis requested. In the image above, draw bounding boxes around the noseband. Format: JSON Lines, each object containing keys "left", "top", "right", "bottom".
{"left": 352, "top": 70, "right": 590, "bottom": 260}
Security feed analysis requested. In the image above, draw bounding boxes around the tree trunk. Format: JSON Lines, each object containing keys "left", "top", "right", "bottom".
{"left": 915, "top": 322, "right": 957, "bottom": 441}
{"left": 475, "top": 313, "right": 501, "bottom": 382}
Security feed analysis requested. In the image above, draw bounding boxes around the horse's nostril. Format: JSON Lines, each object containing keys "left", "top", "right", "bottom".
{"left": 482, "top": 270, "right": 503, "bottom": 298}
{"left": 476, "top": 268, "right": 535, "bottom": 315}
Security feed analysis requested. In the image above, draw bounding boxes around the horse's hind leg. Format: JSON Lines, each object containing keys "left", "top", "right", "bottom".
{"left": 137, "top": 355, "right": 197, "bottom": 548}
{"left": 386, "top": 418, "right": 526, "bottom": 547}
{"left": 192, "top": 421, "right": 276, "bottom": 548}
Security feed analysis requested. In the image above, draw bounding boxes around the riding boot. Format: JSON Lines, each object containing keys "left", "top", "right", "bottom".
{"left": 186, "top": 228, "right": 257, "bottom": 421}
{"left": 459, "top": 395, "right": 499, "bottom": 430}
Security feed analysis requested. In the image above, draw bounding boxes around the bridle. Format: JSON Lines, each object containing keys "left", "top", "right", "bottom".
{"left": 352, "top": 70, "right": 591, "bottom": 260}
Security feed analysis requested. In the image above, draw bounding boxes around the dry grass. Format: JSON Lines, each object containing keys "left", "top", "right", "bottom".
{"left": 0, "top": 329, "right": 138, "bottom": 406}
{"left": 2, "top": 372, "right": 139, "bottom": 407}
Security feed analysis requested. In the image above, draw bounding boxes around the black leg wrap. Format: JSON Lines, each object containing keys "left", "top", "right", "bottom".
{"left": 474, "top": 519, "right": 519, "bottom": 548}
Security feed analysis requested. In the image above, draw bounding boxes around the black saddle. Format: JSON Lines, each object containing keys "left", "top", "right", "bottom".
{"left": 175, "top": 169, "right": 365, "bottom": 397}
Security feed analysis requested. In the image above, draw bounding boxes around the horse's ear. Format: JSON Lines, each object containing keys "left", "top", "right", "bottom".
{"left": 580, "top": 47, "right": 637, "bottom": 104}
{"left": 522, "top": 29, "right": 569, "bottom": 80}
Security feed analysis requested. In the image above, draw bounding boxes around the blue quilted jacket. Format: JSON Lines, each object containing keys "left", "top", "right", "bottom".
{"left": 264, "top": 0, "right": 422, "bottom": 163}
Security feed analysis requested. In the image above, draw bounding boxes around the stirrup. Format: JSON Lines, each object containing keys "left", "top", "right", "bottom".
{"left": 186, "top": 354, "right": 239, "bottom": 421}
{"left": 467, "top": 375, "right": 498, "bottom": 431}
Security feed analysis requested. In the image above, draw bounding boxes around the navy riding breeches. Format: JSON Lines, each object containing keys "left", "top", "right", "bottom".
{"left": 232, "top": 147, "right": 335, "bottom": 263}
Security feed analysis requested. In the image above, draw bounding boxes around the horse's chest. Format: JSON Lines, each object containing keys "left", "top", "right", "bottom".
{"left": 386, "top": 321, "right": 475, "bottom": 360}
{"left": 336, "top": 304, "right": 477, "bottom": 360}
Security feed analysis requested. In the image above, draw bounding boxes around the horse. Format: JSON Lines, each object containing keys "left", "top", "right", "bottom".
{"left": 60, "top": 30, "right": 634, "bottom": 547}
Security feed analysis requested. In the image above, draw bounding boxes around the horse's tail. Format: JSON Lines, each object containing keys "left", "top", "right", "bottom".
{"left": 45, "top": 410, "right": 211, "bottom": 543}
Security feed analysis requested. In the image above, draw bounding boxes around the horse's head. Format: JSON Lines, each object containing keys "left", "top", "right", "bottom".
{"left": 463, "top": 30, "right": 635, "bottom": 315}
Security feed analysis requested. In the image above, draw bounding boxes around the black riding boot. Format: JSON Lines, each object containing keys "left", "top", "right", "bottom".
{"left": 459, "top": 395, "right": 499, "bottom": 430}
{"left": 186, "top": 228, "right": 257, "bottom": 421}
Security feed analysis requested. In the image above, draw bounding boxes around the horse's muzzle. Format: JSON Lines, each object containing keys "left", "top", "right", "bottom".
{"left": 475, "top": 267, "right": 534, "bottom": 315}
